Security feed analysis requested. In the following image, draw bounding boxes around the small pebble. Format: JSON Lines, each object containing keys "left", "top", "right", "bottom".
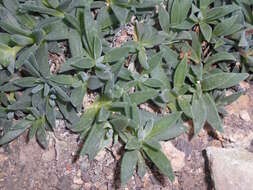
{"left": 240, "top": 110, "right": 251, "bottom": 122}
{"left": 73, "top": 176, "right": 83, "bottom": 185}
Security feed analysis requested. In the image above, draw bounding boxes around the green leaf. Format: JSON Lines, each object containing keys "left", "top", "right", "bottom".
{"left": 54, "top": 86, "right": 71, "bottom": 102}
{"left": 11, "top": 34, "right": 34, "bottom": 46}
{"left": 80, "top": 122, "right": 105, "bottom": 159}
{"left": 213, "top": 16, "right": 240, "bottom": 37}
{"left": 146, "top": 112, "right": 182, "bottom": 141}
{"left": 204, "top": 52, "right": 236, "bottom": 69}
{"left": 110, "top": 116, "right": 129, "bottom": 132}
{"left": 87, "top": 76, "right": 104, "bottom": 90}
{"left": 21, "top": 4, "right": 64, "bottom": 17}
{"left": 0, "top": 43, "right": 19, "bottom": 67}
{"left": 130, "top": 89, "right": 158, "bottom": 105}
{"left": 0, "top": 119, "right": 31, "bottom": 145}
{"left": 46, "top": 100, "right": 56, "bottom": 129}
{"left": 71, "top": 84, "right": 86, "bottom": 108}
{"left": 68, "top": 30, "right": 84, "bottom": 57}
{"left": 104, "top": 47, "right": 130, "bottom": 63}
{"left": 120, "top": 150, "right": 138, "bottom": 185}
{"left": 205, "top": 5, "right": 240, "bottom": 22}
{"left": 36, "top": 43, "right": 50, "bottom": 78}
{"left": 36, "top": 124, "right": 48, "bottom": 149}
{"left": 71, "top": 57, "right": 94, "bottom": 69}
{"left": 200, "top": 0, "right": 215, "bottom": 9}
{"left": 171, "top": 0, "right": 192, "bottom": 25}
{"left": 13, "top": 77, "right": 39, "bottom": 88}
{"left": 192, "top": 93, "right": 207, "bottom": 135}
{"left": 138, "top": 48, "right": 149, "bottom": 70}
{"left": 111, "top": 4, "right": 129, "bottom": 24}
{"left": 50, "top": 75, "right": 79, "bottom": 85}
{"left": 158, "top": 6, "right": 170, "bottom": 32}
{"left": 143, "top": 146, "right": 174, "bottom": 181}
{"left": 174, "top": 55, "right": 188, "bottom": 90}
{"left": 29, "top": 121, "right": 39, "bottom": 141}
{"left": 0, "top": 20, "right": 31, "bottom": 36}
{"left": 143, "top": 79, "right": 164, "bottom": 88}
{"left": 125, "top": 137, "right": 140, "bottom": 150}
{"left": 97, "top": 106, "right": 110, "bottom": 122}
{"left": 201, "top": 73, "right": 249, "bottom": 91}
{"left": 199, "top": 22, "right": 212, "bottom": 42}
{"left": 177, "top": 95, "right": 192, "bottom": 118}
{"left": 93, "top": 36, "right": 102, "bottom": 59}
{"left": 191, "top": 32, "right": 202, "bottom": 64}
{"left": 137, "top": 152, "right": 147, "bottom": 178}
{"left": 203, "top": 94, "right": 223, "bottom": 132}
{"left": 69, "top": 108, "right": 97, "bottom": 133}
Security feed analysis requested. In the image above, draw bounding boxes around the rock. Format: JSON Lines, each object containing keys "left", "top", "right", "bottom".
{"left": 161, "top": 142, "right": 185, "bottom": 171}
{"left": 48, "top": 173, "right": 58, "bottom": 187}
{"left": 239, "top": 110, "right": 251, "bottom": 122}
{"left": 95, "top": 150, "right": 107, "bottom": 162}
{"left": 239, "top": 81, "right": 250, "bottom": 90}
{"left": 0, "top": 154, "right": 7, "bottom": 162}
{"left": 42, "top": 147, "right": 55, "bottom": 162}
{"left": 83, "top": 183, "right": 92, "bottom": 189}
{"left": 206, "top": 147, "right": 253, "bottom": 190}
{"left": 19, "top": 139, "right": 42, "bottom": 164}
{"left": 226, "top": 95, "right": 250, "bottom": 116}
{"left": 0, "top": 171, "right": 6, "bottom": 181}
{"left": 77, "top": 170, "right": 81, "bottom": 177}
{"left": 71, "top": 184, "right": 81, "bottom": 189}
{"left": 73, "top": 176, "right": 83, "bottom": 185}
{"left": 57, "top": 176, "right": 72, "bottom": 190}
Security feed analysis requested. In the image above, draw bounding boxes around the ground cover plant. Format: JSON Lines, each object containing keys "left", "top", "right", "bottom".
{"left": 0, "top": 0, "right": 252, "bottom": 186}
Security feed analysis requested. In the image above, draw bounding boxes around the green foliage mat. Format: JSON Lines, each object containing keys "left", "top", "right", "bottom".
{"left": 0, "top": 0, "right": 252, "bottom": 185}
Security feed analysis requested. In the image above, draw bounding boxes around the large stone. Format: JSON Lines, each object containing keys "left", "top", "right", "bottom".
{"left": 206, "top": 147, "right": 253, "bottom": 190}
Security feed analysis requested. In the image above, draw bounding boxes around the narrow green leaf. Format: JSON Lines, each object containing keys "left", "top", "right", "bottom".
{"left": 171, "top": 0, "right": 192, "bottom": 25}
{"left": 192, "top": 93, "right": 207, "bottom": 135}
{"left": 174, "top": 55, "right": 188, "bottom": 90}
{"left": 146, "top": 112, "right": 182, "bottom": 141}
{"left": 104, "top": 47, "right": 130, "bottom": 63}
{"left": 158, "top": 6, "right": 170, "bottom": 32}
{"left": 213, "top": 16, "right": 239, "bottom": 37}
{"left": 111, "top": 4, "right": 129, "bottom": 24}
{"left": 13, "top": 77, "right": 39, "bottom": 88}
{"left": 120, "top": 150, "right": 138, "bottom": 185}
{"left": 36, "top": 125, "right": 48, "bottom": 149}
{"left": 199, "top": 22, "right": 212, "bottom": 42}
{"left": 0, "top": 119, "right": 31, "bottom": 145}
{"left": 203, "top": 94, "right": 223, "bottom": 132}
{"left": 205, "top": 52, "right": 236, "bottom": 68}
{"left": 80, "top": 123, "right": 105, "bottom": 159}
{"left": 143, "top": 146, "right": 174, "bottom": 181}
{"left": 137, "top": 152, "right": 147, "bottom": 178}
{"left": 205, "top": 5, "right": 240, "bottom": 22}
{"left": 201, "top": 73, "right": 249, "bottom": 91}
{"left": 130, "top": 89, "right": 158, "bottom": 105}
{"left": 46, "top": 100, "right": 56, "bottom": 129}
{"left": 69, "top": 108, "right": 97, "bottom": 133}
{"left": 50, "top": 75, "right": 79, "bottom": 85}
{"left": 138, "top": 48, "right": 149, "bottom": 70}
{"left": 177, "top": 95, "right": 192, "bottom": 118}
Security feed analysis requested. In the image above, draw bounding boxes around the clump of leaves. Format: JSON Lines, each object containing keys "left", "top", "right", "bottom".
{"left": 0, "top": 0, "right": 252, "bottom": 186}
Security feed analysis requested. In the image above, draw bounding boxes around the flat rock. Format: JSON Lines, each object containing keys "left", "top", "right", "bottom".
{"left": 206, "top": 147, "right": 253, "bottom": 190}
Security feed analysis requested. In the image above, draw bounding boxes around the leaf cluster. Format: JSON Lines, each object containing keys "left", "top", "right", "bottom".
{"left": 0, "top": 0, "right": 252, "bottom": 185}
